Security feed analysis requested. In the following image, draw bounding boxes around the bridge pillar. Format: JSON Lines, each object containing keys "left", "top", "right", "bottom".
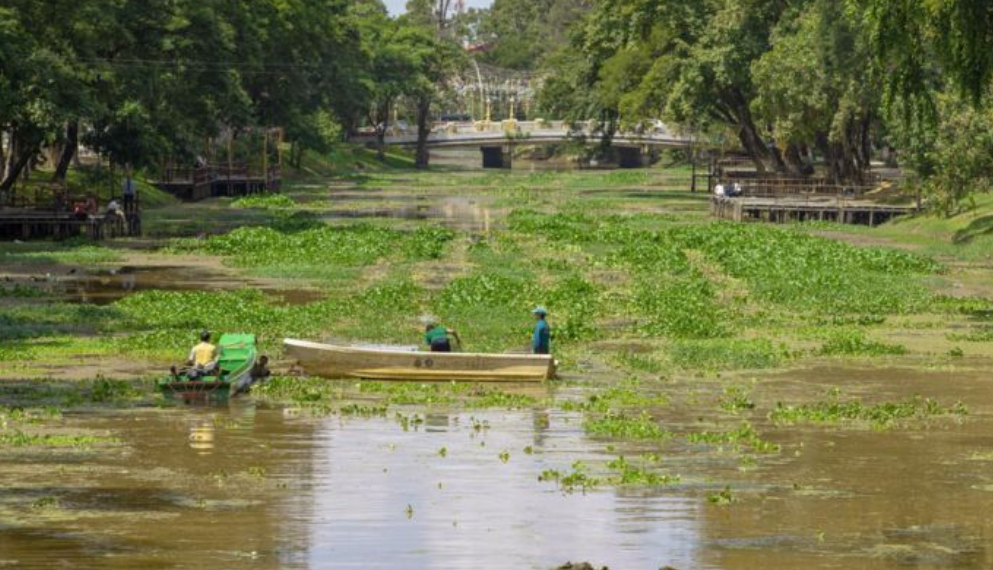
{"left": 617, "top": 147, "right": 645, "bottom": 169}
{"left": 481, "top": 146, "right": 512, "bottom": 169}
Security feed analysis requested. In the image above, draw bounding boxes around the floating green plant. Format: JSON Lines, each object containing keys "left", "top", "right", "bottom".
{"left": 770, "top": 396, "right": 967, "bottom": 428}
{"left": 585, "top": 411, "right": 671, "bottom": 441}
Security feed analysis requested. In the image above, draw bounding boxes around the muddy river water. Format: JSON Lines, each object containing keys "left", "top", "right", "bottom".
{"left": 3, "top": 365, "right": 993, "bottom": 569}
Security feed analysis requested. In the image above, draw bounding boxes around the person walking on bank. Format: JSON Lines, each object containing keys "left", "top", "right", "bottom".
{"left": 531, "top": 307, "right": 551, "bottom": 355}
{"left": 123, "top": 164, "right": 137, "bottom": 212}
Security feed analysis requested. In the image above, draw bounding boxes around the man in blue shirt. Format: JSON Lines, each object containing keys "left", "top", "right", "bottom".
{"left": 531, "top": 307, "right": 551, "bottom": 355}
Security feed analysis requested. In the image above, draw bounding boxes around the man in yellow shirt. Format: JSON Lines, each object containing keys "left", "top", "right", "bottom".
{"left": 186, "top": 331, "right": 219, "bottom": 380}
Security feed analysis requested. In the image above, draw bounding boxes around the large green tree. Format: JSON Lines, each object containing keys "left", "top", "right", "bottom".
{"left": 475, "top": 0, "right": 591, "bottom": 70}
{"left": 0, "top": 0, "right": 371, "bottom": 196}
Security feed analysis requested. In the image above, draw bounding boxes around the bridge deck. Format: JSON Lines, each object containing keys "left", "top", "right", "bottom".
{"left": 350, "top": 121, "right": 694, "bottom": 149}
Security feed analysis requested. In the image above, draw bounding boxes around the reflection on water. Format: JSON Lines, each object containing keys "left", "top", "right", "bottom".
{"left": 0, "top": 404, "right": 698, "bottom": 570}
{"left": 30, "top": 266, "right": 325, "bottom": 306}
{"left": 188, "top": 422, "right": 216, "bottom": 454}
{"left": 5, "top": 366, "right": 993, "bottom": 568}
{"left": 305, "top": 412, "right": 700, "bottom": 570}
{"left": 323, "top": 195, "right": 497, "bottom": 233}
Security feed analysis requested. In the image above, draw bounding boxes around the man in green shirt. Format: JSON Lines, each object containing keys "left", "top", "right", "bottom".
{"left": 424, "top": 321, "right": 461, "bottom": 353}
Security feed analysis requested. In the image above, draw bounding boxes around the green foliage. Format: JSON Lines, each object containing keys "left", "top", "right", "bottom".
{"left": 561, "top": 384, "right": 667, "bottom": 413}
{"left": 818, "top": 329, "right": 907, "bottom": 357}
{"left": 0, "top": 242, "right": 123, "bottom": 265}
{"left": 177, "top": 224, "right": 454, "bottom": 272}
{"left": 585, "top": 411, "right": 670, "bottom": 440}
{"left": 635, "top": 276, "right": 726, "bottom": 339}
{"left": 255, "top": 377, "right": 541, "bottom": 411}
{"left": 673, "top": 223, "right": 938, "bottom": 315}
{"left": 0, "top": 0, "right": 372, "bottom": 192}
{"left": 719, "top": 386, "right": 756, "bottom": 414}
{"left": 472, "top": 0, "right": 587, "bottom": 72}
{"left": 0, "top": 285, "right": 46, "bottom": 299}
{"left": 437, "top": 272, "right": 534, "bottom": 310}
{"left": 230, "top": 194, "right": 296, "bottom": 210}
{"left": 539, "top": 461, "right": 600, "bottom": 493}
{"left": 770, "top": 395, "right": 968, "bottom": 428}
{"left": 686, "top": 424, "right": 780, "bottom": 454}
{"left": 606, "top": 456, "right": 680, "bottom": 486}
{"left": 0, "top": 431, "right": 118, "bottom": 448}
{"left": 919, "top": 94, "right": 993, "bottom": 215}
{"left": 708, "top": 486, "right": 736, "bottom": 506}
{"left": 669, "top": 339, "right": 788, "bottom": 371}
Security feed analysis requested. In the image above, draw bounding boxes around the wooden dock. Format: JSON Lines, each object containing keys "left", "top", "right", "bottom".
{"left": 711, "top": 195, "right": 917, "bottom": 226}
{"left": 0, "top": 210, "right": 140, "bottom": 240}
{"left": 155, "top": 164, "right": 281, "bottom": 202}
{"left": 1, "top": 196, "right": 141, "bottom": 241}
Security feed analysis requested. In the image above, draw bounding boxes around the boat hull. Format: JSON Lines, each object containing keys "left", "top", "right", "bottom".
{"left": 284, "top": 339, "right": 555, "bottom": 382}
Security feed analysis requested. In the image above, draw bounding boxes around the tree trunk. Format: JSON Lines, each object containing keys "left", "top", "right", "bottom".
{"left": 727, "top": 89, "right": 784, "bottom": 174}
{"left": 782, "top": 143, "right": 810, "bottom": 177}
{"left": 52, "top": 121, "right": 79, "bottom": 182}
{"left": 415, "top": 96, "right": 432, "bottom": 169}
{"left": 4, "top": 133, "right": 17, "bottom": 182}
{"left": 0, "top": 146, "right": 34, "bottom": 194}
{"left": 736, "top": 123, "right": 769, "bottom": 173}
{"left": 374, "top": 100, "right": 391, "bottom": 162}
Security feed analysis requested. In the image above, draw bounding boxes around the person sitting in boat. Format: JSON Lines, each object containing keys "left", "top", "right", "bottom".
{"left": 250, "top": 355, "right": 271, "bottom": 383}
{"left": 424, "top": 320, "right": 461, "bottom": 353}
{"left": 186, "top": 330, "right": 220, "bottom": 380}
{"left": 532, "top": 307, "right": 551, "bottom": 355}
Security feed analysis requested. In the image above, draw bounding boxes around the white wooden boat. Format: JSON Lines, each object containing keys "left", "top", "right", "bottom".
{"left": 283, "top": 339, "right": 556, "bottom": 382}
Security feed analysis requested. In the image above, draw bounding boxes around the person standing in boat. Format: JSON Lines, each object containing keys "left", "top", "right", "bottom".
{"left": 424, "top": 319, "right": 461, "bottom": 353}
{"left": 187, "top": 330, "right": 220, "bottom": 380}
{"left": 532, "top": 307, "right": 551, "bottom": 355}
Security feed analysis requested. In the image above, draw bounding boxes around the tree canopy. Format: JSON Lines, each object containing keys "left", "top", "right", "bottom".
{"left": 532, "top": 0, "right": 993, "bottom": 209}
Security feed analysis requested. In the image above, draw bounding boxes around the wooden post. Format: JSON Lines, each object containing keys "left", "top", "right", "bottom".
{"left": 691, "top": 154, "right": 697, "bottom": 193}
{"left": 262, "top": 128, "right": 269, "bottom": 194}
{"left": 227, "top": 136, "right": 234, "bottom": 197}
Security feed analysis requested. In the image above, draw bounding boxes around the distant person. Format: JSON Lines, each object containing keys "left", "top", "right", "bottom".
{"left": 106, "top": 199, "right": 126, "bottom": 222}
{"left": 72, "top": 201, "right": 89, "bottom": 220}
{"left": 123, "top": 164, "right": 137, "bottom": 211}
{"left": 424, "top": 319, "right": 461, "bottom": 353}
{"left": 532, "top": 307, "right": 551, "bottom": 355}
{"left": 733, "top": 182, "right": 743, "bottom": 196}
{"left": 187, "top": 330, "right": 219, "bottom": 380}
{"left": 84, "top": 194, "right": 98, "bottom": 215}
{"left": 232, "top": 355, "right": 271, "bottom": 396}
{"left": 250, "top": 355, "right": 271, "bottom": 383}
{"left": 715, "top": 183, "right": 726, "bottom": 197}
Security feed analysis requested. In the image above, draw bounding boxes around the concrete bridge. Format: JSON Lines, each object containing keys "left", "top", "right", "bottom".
{"left": 350, "top": 120, "right": 695, "bottom": 168}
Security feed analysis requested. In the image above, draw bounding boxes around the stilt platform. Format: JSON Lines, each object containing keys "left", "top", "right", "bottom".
{"left": 711, "top": 195, "right": 917, "bottom": 227}
{"left": 0, "top": 199, "right": 141, "bottom": 241}
{"left": 0, "top": 210, "right": 106, "bottom": 240}
{"left": 155, "top": 165, "right": 281, "bottom": 202}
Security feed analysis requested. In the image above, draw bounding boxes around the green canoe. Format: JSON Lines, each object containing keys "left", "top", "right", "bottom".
{"left": 158, "top": 333, "right": 257, "bottom": 402}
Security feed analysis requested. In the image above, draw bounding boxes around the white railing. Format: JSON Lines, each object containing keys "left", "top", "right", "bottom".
{"left": 350, "top": 120, "right": 693, "bottom": 147}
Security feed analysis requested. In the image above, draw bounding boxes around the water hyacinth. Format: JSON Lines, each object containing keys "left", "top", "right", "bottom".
{"left": 175, "top": 223, "right": 455, "bottom": 270}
